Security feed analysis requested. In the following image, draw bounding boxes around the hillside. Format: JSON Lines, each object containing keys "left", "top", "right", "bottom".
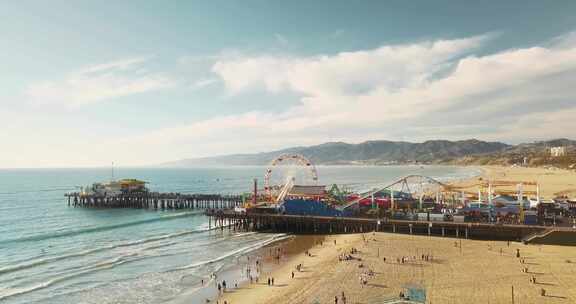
{"left": 162, "top": 139, "right": 511, "bottom": 166}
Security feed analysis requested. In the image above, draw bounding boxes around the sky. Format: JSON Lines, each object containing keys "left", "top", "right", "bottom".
{"left": 2, "top": 0, "right": 576, "bottom": 168}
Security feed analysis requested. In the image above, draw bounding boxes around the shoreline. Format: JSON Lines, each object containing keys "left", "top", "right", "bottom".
{"left": 169, "top": 234, "right": 324, "bottom": 304}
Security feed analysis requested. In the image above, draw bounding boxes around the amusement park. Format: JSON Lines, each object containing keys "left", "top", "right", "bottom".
{"left": 238, "top": 153, "right": 574, "bottom": 229}
{"left": 66, "top": 152, "right": 576, "bottom": 243}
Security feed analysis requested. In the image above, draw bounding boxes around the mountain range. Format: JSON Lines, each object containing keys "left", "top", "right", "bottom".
{"left": 162, "top": 138, "right": 576, "bottom": 168}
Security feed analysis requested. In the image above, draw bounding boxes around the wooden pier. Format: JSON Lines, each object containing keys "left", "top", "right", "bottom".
{"left": 65, "top": 192, "right": 242, "bottom": 209}
{"left": 206, "top": 210, "right": 576, "bottom": 244}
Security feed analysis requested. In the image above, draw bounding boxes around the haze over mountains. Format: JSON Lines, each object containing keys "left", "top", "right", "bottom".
{"left": 163, "top": 139, "right": 576, "bottom": 168}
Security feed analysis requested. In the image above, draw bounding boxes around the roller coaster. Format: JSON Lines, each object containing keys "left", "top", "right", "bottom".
{"left": 338, "top": 174, "right": 540, "bottom": 211}
{"left": 339, "top": 174, "right": 451, "bottom": 210}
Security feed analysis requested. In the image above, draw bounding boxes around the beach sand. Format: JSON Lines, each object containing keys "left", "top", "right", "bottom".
{"left": 219, "top": 233, "right": 576, "bottom": 304}
{"left": 214, "top": 166, "right": 576, "bottom": 304}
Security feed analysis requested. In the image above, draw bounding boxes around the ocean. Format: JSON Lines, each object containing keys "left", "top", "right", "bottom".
{"left": 0, "top": 166, "right": 478, "bottom": 303}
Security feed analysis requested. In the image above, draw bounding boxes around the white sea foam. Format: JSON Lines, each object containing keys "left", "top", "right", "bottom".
{"left": 0, "top": 224, "right": 214, "bottom": 276}
{"left": 170, "top": 234, "right": 290, "bottom": 272}
{"left": 0, "top": 252, "right": 137, "bottom": 301}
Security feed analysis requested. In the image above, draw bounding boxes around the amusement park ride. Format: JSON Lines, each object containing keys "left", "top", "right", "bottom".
{"left": 263, "top": 153, "right": 319, "bottom": 203}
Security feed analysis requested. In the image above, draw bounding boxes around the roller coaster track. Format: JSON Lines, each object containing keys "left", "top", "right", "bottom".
{"left": 338, "top": 175, "right": 450, "bottom": 211}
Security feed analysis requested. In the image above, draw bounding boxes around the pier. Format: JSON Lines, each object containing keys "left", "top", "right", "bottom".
{"left": 206, "top": 210, "right": 576, "bottom": 244}
{"left": 65, "top": 192, "right": 242, "bottom": 209}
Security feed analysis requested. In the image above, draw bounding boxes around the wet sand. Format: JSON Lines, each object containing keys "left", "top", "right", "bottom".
{"left": 170, "top": 234, "right": 324, "bottom": 304}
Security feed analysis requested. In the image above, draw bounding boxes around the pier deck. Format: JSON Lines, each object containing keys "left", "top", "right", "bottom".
{"left": 65, "top": 192, "right": 242, "bottom": 209}
{"left": 207, "top": 210, "right": 576, "bottom": 244}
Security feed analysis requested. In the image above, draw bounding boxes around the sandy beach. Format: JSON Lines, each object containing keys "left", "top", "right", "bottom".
{"left": 219, "top": 232, "right": 576, "bottom": 304}
{"left": 214, "top": 166, "right": 576, "bottom": 304}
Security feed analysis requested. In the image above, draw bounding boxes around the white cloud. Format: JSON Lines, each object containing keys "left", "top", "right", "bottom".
{"left": 80, "top": 56, "right": 151, "bottom": 73}
{"left": 26, "top": 56, "right": 175, "bottom": 108}
{"left": 126, "top": 33, "right": 576, "bottom": 161}
{"left": 212, "top": 35, "right": 489, "bottom": 96}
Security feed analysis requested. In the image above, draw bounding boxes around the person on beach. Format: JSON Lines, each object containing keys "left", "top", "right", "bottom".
{"left": 342, "top": 291, "right": 346, "bottom": 304}
{"left": 291, "top": 271, "right": 294, "bottom": 279}
{"left": 267, "top": 278, "right": 271, "bottom": 286}
{"left": 272, "top": 277, "right": 275, "bottom": 285}
{"left": 217, "top": 283, "right": 222, "bottom": 294}
{"left": 335, "top": 295, "right": 338, "bottom": 304}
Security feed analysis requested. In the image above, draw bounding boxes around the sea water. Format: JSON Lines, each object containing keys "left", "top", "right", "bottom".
{"left": 0, "top": 166, "right": 478, "bottom": 303}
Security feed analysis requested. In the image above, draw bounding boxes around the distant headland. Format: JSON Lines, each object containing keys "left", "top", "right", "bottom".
{"left": 162, "top": 138, "right": 576, "bottom": 169}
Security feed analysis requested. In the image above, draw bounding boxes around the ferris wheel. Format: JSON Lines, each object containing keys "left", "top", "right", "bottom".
{"left": 264, "top": 154, "right": 319, "bottom": 197}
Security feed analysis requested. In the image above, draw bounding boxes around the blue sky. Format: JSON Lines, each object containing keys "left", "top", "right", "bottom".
{"left": 2, "top": 1, "right": 576, "bottom": 167}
